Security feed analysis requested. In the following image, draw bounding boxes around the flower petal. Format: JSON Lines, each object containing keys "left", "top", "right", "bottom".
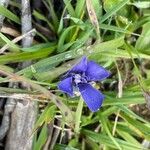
{"left": 58, "top": 77, "right": 73, "bottom": 96}
{"left": 85, "top": 61, "right": 110, "bottom": 81}
{"left": 69, "top": 57, "right": 88, "bottom": 73}
{"left": 78, "top": 83, "right": 104, "bottom": 112}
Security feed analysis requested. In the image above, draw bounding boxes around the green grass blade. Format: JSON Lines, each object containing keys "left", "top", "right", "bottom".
{"left": 0, "top": 45, "right": 56, "bottom": 64}
{"left": 63, "top": 0, "right": 76, "bottom": 17}
{"left": 0, "top": 5, "right": 20, "bottom": 24}
{"left": 75, "top": 0, "right": 85, "bottom": 17}
{"left": 0, "top": 32, "right": 20, "bottom": 52}
{"left": 100, "top": 0, "right": 129, "bottom": 23}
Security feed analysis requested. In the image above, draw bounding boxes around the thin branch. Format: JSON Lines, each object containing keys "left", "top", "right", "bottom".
{"left": 21, "top": 0, "right": 33, "bottom": 47}
{"left": 43, "top": 122, "right": 54, "bottom": 150}
{"left": 49, "top": 120, "right": 61, "bottom": 150}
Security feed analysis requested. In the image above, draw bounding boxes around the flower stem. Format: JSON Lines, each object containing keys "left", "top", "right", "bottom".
{"left": 75, "top": 97, "right": 83, "bottom": 135}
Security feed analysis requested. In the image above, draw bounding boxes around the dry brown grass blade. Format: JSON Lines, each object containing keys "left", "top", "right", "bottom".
{"left": 0, "top": 29, "right": 36, "bottom": 54}
{"left": 86, "top": 0, "right": 100, "bottom": 40}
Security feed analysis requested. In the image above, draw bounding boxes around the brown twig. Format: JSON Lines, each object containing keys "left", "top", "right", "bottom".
{"left": 43, "top": 122, "right": 54, "bottom": 150}
{"left": 49, "top": 120, "right": 61, "bottom": 150}
{"left": 0, "top": 93, "right": 49, "bottom": 103}
{"left": 0, "top": 29, "right": 36, "bottom": 54}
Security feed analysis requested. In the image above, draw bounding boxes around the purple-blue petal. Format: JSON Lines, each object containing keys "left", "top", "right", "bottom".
{"left": 85, "top": 61, "right": 110, "bottom": 81}
{"left": 69, "top": 57, "right": 88, "bottom": 73}
{"left": 78, "top": 83, "right": 104, "bottom": 112}
{"left": 58, "top": 77, "right": 73, "bottom": 96}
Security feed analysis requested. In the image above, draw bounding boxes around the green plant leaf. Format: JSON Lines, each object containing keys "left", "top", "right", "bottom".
{"left": 135, "top": 22, "right": 150, "bottom": 51}
{"left": 101, "top": 0, "right": 129, "bottom": 23}
{"left": 33, "top": 124, "right": 48, "bottom": 150}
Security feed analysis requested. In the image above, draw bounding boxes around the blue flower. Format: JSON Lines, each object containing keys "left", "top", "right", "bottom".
{"left": 58, "top": 57, "right": 110, "bottom": 112}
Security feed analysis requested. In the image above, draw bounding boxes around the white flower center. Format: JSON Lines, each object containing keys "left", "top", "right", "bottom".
{"left": 74, "top": 74, "right": 82, "bottom": 84}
